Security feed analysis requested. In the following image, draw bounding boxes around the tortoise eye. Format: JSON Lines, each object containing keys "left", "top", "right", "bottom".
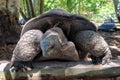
{"left": 49, "top": 45, "right": 55, "bottom": 49}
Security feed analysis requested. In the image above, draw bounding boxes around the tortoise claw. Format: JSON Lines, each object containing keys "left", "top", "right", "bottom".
{"left": 10, "top": 61, "right": 33, "bottom": 72}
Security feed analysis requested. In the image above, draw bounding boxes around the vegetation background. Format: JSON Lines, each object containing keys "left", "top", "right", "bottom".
{"left": 20, "top": 0, "right": 117, "bottom": 23}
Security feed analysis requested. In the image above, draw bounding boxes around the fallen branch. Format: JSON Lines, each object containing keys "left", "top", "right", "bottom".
{"left": 0, "top": 60, "right": 120, "bottom": 80}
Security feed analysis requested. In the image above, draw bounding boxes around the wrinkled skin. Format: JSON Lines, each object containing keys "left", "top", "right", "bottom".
{"left": 40, "top": 27, "right": 67, "bottom": 56}
{"left": 40, "top": 27, "right": 79, "bottom": 61}
{"left": 74, "top": 30, "right": 112, "bottom": 64}
{"left": 10, "top": 30, "right": 43, "bottom": 72}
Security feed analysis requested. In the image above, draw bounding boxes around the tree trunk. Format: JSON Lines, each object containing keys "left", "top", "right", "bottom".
{"left": 0, "top": 0, "right": 21, "bottom": 60}
{"left": 40, "top": 0, "right": 44, "bottom": 14}
{"left": 113, "top": 0, "right": 120, "bottom": 22}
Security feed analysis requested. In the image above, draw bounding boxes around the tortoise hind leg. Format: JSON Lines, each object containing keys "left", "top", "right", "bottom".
{"left": 73, "top": 30, "right": 112, "bottom": 65}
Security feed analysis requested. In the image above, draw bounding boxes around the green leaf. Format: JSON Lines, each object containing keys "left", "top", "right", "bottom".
{"left": 67, "top": 0, "right": 72, "bottom": 12}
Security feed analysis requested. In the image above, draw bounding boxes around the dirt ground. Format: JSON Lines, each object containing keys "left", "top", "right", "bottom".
{"left": 0, "top": 30, "right": 120, "bottom": 61}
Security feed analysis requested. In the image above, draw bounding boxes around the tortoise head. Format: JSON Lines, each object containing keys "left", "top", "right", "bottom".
{"left": 40, "top": 34, "right": 62, "bottom": 57}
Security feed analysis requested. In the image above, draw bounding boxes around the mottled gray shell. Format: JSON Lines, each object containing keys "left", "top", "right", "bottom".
{"left": 11, "top": 30, "right": 43, "bottom": 61}
{"left": 21, "top": 8, "right": 97, "bottom": 39}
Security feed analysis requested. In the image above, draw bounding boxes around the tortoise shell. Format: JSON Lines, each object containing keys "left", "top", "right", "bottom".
{"left": 21, "top": 8, "right": 97, "bottom": 41}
